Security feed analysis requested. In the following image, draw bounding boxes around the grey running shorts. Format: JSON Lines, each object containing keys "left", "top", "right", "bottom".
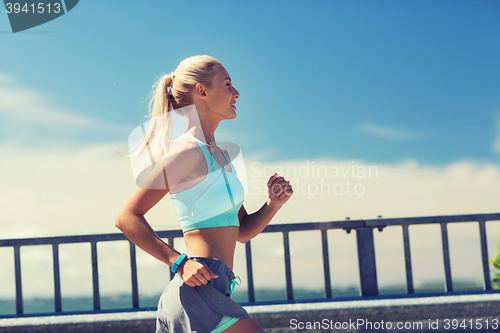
{"left": 155, "top": 256, "right": 249, "bottom": 333}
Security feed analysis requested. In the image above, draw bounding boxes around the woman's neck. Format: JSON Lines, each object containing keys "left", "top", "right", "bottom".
{"left": 186, "top": 103, "right": 220, "bottom": 145}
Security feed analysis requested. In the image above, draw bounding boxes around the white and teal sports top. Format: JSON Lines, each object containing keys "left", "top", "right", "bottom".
{"left": 169, "top": 135, "right": 244, "bottom": 233}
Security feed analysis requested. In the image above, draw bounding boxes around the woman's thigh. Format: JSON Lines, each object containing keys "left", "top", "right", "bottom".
{"left": 222, "top": 317, "right": 265, "bottom": 333}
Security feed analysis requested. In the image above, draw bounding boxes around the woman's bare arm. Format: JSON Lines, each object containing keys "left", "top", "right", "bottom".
{"left": 219, "top": 147, "right": 293, "bottom": 243}
{"left": 237, "top": 202, "right": 280, "bottom": 243}
{"left": 237, "top": 174, "right": 293, "bottom": 243}
{"left": 115, "top": 146, "right": 218, "bottom": 286}
{"left": 115, "top": 186, "right": 179, "bottom": 266}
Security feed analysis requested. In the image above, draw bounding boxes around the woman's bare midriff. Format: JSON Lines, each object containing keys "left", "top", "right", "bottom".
{"left": 183, "top": 226, "right": 239, "bottom": 271}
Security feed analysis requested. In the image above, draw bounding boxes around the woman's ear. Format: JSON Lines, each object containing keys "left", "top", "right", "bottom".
{"left": 195, "top": 83, "right": 206, "bottom": 98}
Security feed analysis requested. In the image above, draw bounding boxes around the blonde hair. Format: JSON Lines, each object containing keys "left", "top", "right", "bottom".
{"left": 120, "top": 55, "right": 223, "bottom": 169}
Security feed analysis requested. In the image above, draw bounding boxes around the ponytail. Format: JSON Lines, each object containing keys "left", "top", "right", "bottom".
{"left": 117, "top": 55, "right": 222, "bottom": 171}
{"left": 139, "top": 72, "right": 176, "bottom": 168}
{"left": 116, "top": 72, "right": 174, "bottom": 168}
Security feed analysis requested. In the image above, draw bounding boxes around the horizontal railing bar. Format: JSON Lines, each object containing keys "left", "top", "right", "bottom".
{"left": 156, "top": 231, "right": 184, "bottom": 238}
{"left": 1, "top": 211, "right": 500, "bottom": 319}
{"left": 0, "top": 230, "right": 184, "bottom": 247}
{"left": 365, "top": 213, "right": 500, "bottom": 227}
{"left": 263, "top": 220, "right": 365, "bottom": 232}
{"left": 2, "top": 213, "right": 499, "bottom": 247}
{"left": 0, "top": 234, "right": 130, "bottom": 247}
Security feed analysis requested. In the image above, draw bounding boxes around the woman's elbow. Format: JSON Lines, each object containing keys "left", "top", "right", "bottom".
{"left": 115, "top": 211, "right": 129, "bottom": 231}
{"left": 237, "top": 232, "right": 250, "bottom": 244}
{"left": 115, "top": 214, "right": 123, "bottom": 231}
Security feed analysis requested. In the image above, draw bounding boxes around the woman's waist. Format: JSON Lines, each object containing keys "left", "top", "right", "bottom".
{"left": 185, "top": 251, "right": 235, "bottom": 271}
{"left": 188, "top": 256, "right": 236, "bottom": 279}
{"left": 178, "top": 207, "right": 241, "bottom": 232}
{"left": 184, "top": 226, "right": 238, "bottom": 270}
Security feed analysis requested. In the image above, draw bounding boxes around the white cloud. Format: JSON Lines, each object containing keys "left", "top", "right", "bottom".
{"left": 0, "top": 73, "right": 15, "bottom": 84}
{"left": 0, "top": 73, "right": 131, "bottom": 134}
{"left": 0, "top": 141, "right": 177, "bottom": 239}
{"left": 357, "top": 122, "right": 422, "bottom": 139}
{"left": 280, "top": 158, "right": 497, "bottom": 219}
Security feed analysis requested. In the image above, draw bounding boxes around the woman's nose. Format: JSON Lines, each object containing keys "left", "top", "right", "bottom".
{"left": 232, "top": 87, "right": 240, "bottom": 99}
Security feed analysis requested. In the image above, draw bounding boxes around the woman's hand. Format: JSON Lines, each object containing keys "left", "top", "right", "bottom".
{"left": 177, "top": 259, "right": 218, "bottom": 287}
{"left": 267, "top": 173, "right": 293, "bottom": 209}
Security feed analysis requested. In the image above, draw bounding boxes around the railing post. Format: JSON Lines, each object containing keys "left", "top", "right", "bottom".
{"left": 90, "top": 242, "right": 100, "bottom": 310}
{"left": 321, "top": 229, "right": 332, "bottom": 298}
{"left": 129, "top": 241, "right": 139, "bottom": 308}
{"left": 356, "top": 227, "right": 378, "bottom": 296}
{"left": 283, "top": 231, "right": 294, "bottom": 300}
{"left": 14, "top": 246, "right": 23, "bottom": 315}
{"left": 245, "top": 240, "right": 255, "bottom": 303}
{"left": 168, "top": 238, "right": 175, "bottom": 281}
{"left": 52, "top": 244, "right": 62, "bottom": 312}
{"left": 402, "top": 224, "right": 414, "bottom": 293}
{"left": 440, "top": 222, "right": 453, "bottom": 292}
{"left": 478, "top": 220, "right": 492, "bottom": 290}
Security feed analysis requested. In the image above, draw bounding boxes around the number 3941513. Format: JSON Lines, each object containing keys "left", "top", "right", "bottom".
{"left": 5, "top": 3, "right": 61, "bottom": 14}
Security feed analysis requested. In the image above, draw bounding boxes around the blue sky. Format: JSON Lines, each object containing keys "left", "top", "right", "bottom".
{"left": 1, "top": 0, "right": 499, "bottom": 165}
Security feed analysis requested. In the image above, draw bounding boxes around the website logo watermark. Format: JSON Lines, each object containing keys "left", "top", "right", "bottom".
{"left": 249, "top": 160, "right": 379, "bottom": 199}
{"left": 3, "top": 0, "right": 79, "bottom": 33}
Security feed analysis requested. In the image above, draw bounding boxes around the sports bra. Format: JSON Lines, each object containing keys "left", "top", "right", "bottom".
{"left": 168, "top": 135, "right": 245, "bottom": 233}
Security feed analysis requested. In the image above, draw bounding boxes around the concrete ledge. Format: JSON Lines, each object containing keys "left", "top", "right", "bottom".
{"left": 1, "top": 294, "right": 499, "bottom": 332}
{"left": 247, "top": 294, "right": 500, "bottom": 332}
{"left": 0, "top": 311, "right": 157, "bottom": 332}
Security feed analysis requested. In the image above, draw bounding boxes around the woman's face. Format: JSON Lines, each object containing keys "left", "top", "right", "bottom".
{"left": 204, "top": 65, "right": 240, "bottom": 119}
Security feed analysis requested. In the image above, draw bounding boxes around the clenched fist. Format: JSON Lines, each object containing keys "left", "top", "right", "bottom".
{"left": 267, "top": 173, "right": 293, "bottom": 209}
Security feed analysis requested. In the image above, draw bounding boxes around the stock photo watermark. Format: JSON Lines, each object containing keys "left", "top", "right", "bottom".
{"left": 290, "top": 317, "right": 499, "bottom": 331}
{"left": 3, "top": 0, "right": 79, "bottom": 33}
{"left": 250, "top": 160, "right": 379, "bottom": 199}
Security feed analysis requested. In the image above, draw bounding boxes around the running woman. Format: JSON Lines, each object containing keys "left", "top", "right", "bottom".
{"left": 116, "top": 55, "right": 293, "bottom": 333}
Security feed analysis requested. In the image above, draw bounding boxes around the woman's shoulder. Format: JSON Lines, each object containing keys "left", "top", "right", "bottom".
{"left": 163, "top": 138, "right": 204, "bottom": 166}
{"left": 170, "top": 136, "right": 201, "bottom": 153}
{"left": 162, "top": 137, "right": 211, "bottom": 194}
{"left": 162, "top": 138, "right": 208, "bottom": 177}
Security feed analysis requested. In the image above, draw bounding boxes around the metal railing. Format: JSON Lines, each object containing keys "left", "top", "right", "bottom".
{"left": 1, "top": 212, "right": 500, "bottom": 317}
